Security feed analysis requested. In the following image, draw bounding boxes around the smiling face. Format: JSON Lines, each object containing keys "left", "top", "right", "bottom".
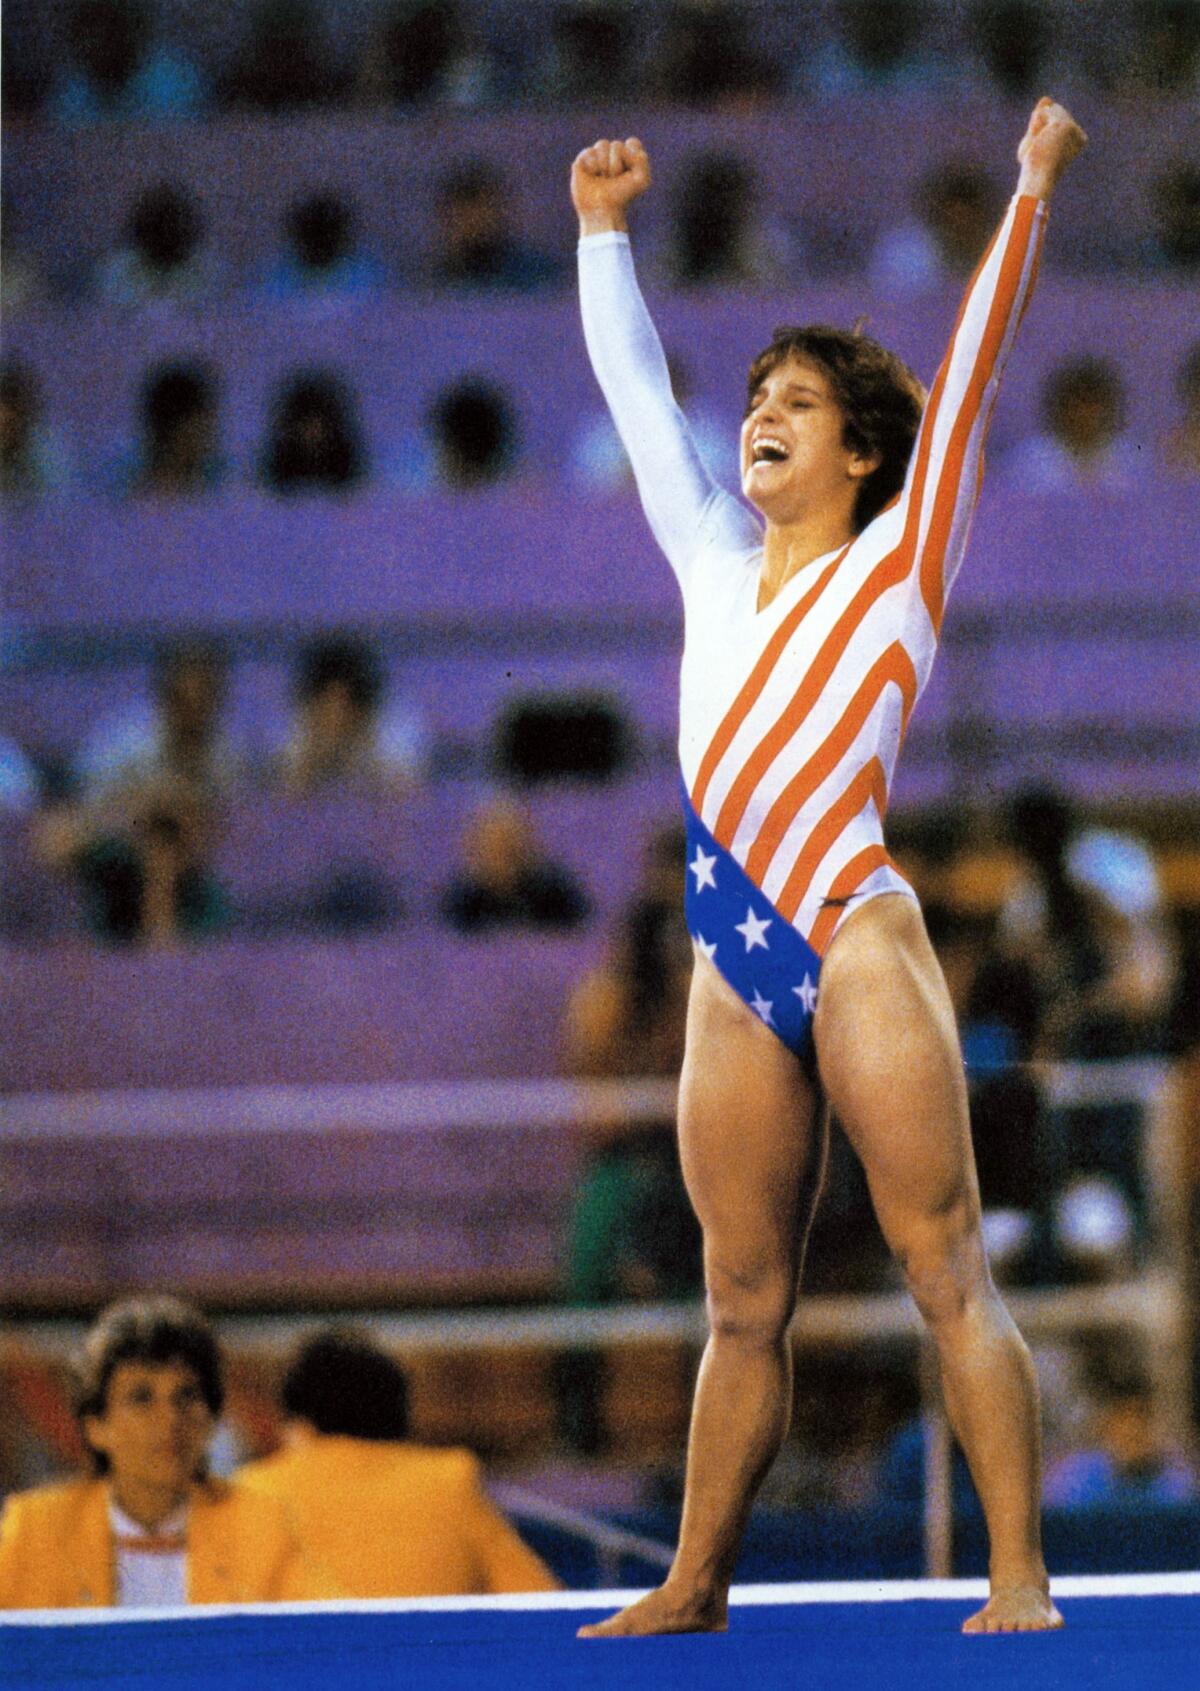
{"left": 84, "top": 1360, "right": 214, "bottom": 1508}
{"left": 740, "top": 357, "right": 878, "bottom": 528}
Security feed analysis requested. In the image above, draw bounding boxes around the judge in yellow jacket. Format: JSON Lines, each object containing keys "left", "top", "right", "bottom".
{"left": 0, "top": 1295, "right": 327, "bottom": 1610}
{"left": 236, "top": 1326, "right": 560, "bottom": 1598}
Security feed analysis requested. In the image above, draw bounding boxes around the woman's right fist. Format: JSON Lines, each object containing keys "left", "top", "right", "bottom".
{"left": 571, "top": 137, "right": 652, "bottom": 232}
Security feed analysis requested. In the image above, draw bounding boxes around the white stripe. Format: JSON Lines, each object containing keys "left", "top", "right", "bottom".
{"left": 6, "top": 1572, "right": 1199, "bottom": 1626}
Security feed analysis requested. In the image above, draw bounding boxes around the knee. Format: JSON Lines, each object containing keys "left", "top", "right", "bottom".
{"left": 892, "top": 1206, "right": 991, "bottom": 1331}
{"left": 704, "top": 1254, "right": 795, "bottom": 1346}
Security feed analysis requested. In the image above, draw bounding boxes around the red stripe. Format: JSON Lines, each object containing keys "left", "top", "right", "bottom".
{"left": 774, "top": 758, "right": 888, "bottom": 924}
{"left": 806, "top": 846, "right": 897, "bottom": 955}
{"left": 743, "top": 642, "right": 917, "bottom": 884}
{"left": 689, "top": 548, "right": 847, "bottom": 816}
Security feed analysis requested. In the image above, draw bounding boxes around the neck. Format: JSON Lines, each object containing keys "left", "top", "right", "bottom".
{"left": 110, "top": 1475, "right": 191, "bottom": 1533}
{"left": 759, "top": 509, "right": 855, "bottom": 610}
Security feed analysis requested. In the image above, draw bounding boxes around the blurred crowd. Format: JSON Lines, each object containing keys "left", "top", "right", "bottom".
{"left": 5, "top": 0, "right": 1199, "bottom": 120}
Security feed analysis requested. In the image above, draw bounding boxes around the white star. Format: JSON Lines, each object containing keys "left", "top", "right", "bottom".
{"left": 749, "top": 988, "right": 774, "bottom": 1026}
{"left": 793, "top": 974, "right": 819, "bottom": 1014}
{"left": 735, "top": 907, "right": 772, "bottom": 952}
{"left": 689, "top": 846, "right": 717, "bottom": 892}
{"left": 694, "top": 933, "right": 717, "bottom": 962}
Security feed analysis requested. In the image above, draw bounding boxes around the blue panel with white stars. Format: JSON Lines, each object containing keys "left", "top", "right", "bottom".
{"left": 682, "top": 780, "right": 820, "bottom": 1061}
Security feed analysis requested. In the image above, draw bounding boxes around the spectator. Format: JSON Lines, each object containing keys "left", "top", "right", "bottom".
{"left": 259, "top": 193, "right": 387, "bottom": 303}
{"left": 49, "top": 0, "right": 210, "bottom": 125}
{"left": 1144, "top": 163, "right": 1200, "bottom": 272}
{"left": 96, "top": 182, "right": 218, "bottom": 309}
{"left": 869, "top": 163, "right": 1000, "bottom": 297}
{"left": 274, "top": 633, "right": 426, "bottom": 795}
{"left": 237, "top": 1326, "right": 559, "bottom": 1596}
{"left": 570, "top": 350, "right": 729, "bottom": 493}
{"left": 652, "top": 2, "right": 780, "bottom": 107}
{"left": 537, "top": 4, "right": 633, "bottom": 105}
{"left": 660, "top": 152, "right": 792, "bottom": 290}
{"left": 36, "top": 641, "right": 241, "bottom": 947}
{"left": 428, "top": 161, "right": 561, "bottom": 293}
{"left": 0, "top": 734, "right": 42, "bottom": 817}
{"left": 970, "top": 0, "right": 1050, "bottom": 99}
{"left": 260, "top": 370, "right": 367, "bottom": 494}
{"left": 1044, "top": 1358, "right": 1198, "bottom": 1507}
{"left": 0, "top": 198, "right": 47, "bottom": 313}
{"left": 0, "top": 362, "right": 73, "bottom": 502}
{"left": 1160, "top": 341, "right": 1200, "bottom": 477}
{"left": 429, "top": 376, "right": 521, "bottom": 489}
{"left": 441, "top": 795, "right": 589, "bottom": 933}
{"left": 224, "top": 0, "right": 345, "bottom": 111}
{"left": 999, "top": 357, "right": 1139, "bottom": 492}
{"left": 116, "top": 361, "right": 226, "bottom": 499}
{"left": 554, "top": 828, "right": 699, "bottom": 1452}
{"left": 359, "top": 1, "right": 497, "bottom": 109}
{"left": 806, "top": 0, "right": 951, "bottom": 97}
{"left": 1118, "top": 2, "right": 1200, "bottom": 99}
{"left": 0, "top": 1295, "right": 323, "bottom": 1608}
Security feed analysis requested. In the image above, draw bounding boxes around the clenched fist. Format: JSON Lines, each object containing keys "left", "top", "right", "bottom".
{"left": 571, "top": 137, "right": 652, "bottom": 235}
{"left": 1017, "top": 97, "right": 1087, "bottom": 200}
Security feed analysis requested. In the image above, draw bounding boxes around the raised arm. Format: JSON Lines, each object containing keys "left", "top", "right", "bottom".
{"left": 573, "top": 137, "right": 734, "bottom": 581}
{"left": 902, "top": 98, "right": 1087, "bottom": 632}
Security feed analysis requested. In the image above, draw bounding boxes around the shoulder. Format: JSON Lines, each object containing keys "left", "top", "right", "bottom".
{"left": 232, "top": 1451, "right": 294, "bottom": 1495}
{"left": 1, "top": 1477, "right": 101, "bottom": 1533}
{"left": 392, "top": 1443, "right": 483, "bottom": 1492}
{"left": 196, "top": 1475, "right": 290, "bottom": 1529}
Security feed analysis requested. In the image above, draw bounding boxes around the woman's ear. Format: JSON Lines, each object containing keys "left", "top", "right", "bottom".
{"left": 848, "top": 447, "right": 882, "bottom": 482}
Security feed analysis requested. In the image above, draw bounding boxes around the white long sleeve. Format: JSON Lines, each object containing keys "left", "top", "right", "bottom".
{"left": 578, "top": 231, "right": 756, "bottom": 584}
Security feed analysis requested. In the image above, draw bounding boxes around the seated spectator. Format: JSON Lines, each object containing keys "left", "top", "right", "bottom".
{"left": 224, "top": 0, "right": 345, "bottom": 111}
{"left": 1143, "top": 163, "right": 1200, "bottom": 273}
{"left": 570, "top": 350, "right": 729, "bottom": 492}
{"left": 804, "top": 0, "right": 952, "bottom": 97}
{"left": 96, "top": 182, "right": 219, "bottom": 309}
{"left": 237, "top": 1326, "right": 558, "bottom": 1596}
{"left": 0, "top": 362, "right": 73, "bottom": 502}
{"left": 259, "top": 192, "right": 386, "bottom": 303}
{"left": 659, "top": 152, "right": 792, "bottom": 290}
{"left": 442, "top": 795, "right": 588, "bottom": 933}
{"left": 259, "top": 370, "right": 367, "bottom": 494}
{"left": 1117, "top": 2, "right": 1200, "bottom": 99}
{"left": 35, "top": 640, "right": 241, "bottom": 946}
{"left": 359, "top": 1, "right": 498, "bottom": 109}
{"left": 395, "top": 376, "right": 524, "bottom": 490}
{"left": 869, "top": 163, "right": 1000, "bottom": 297}
{"left": 1044, "top": 1358, "right": 1198, "bottom": 1508}
{"left": 0, "top": 1295, "right": 323, "bottom": 1609}
{"left": 274, "top": 633, "right": 426, "bottom": 795}
{"left": 49, "top": 0, "right": 210, "bottom": 125}
{"left": 998, "top": 357, "right": 1139, "bottom": 492}
{"left": 1160, "top": 340, "right": 1200, "bottom": 477}
{"left": 0, "top": 198, "right": 48, "bottom": 313}
{"left": 428, "top": 161, "right": 561, "bottom": 293}
{"left": 536, "top": 4, "right": 633, "bottom": 106}
{"left": 652, "top": 1, "right": 780, "bottom": 107}
{"left": 114, "top": 360, "right": 227, "bottom": 499}
{"left": 969, "top": 0, "right": 1050, "bottom": 99}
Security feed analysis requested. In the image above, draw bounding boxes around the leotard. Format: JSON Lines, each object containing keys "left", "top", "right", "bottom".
{"left": 578, "top": 196, "right": 1046, "bottom": 1059}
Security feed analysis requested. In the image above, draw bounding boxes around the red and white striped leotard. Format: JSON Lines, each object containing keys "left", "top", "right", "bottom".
{"left": 579, "top": 195, "right": 1046, "bottom": 962}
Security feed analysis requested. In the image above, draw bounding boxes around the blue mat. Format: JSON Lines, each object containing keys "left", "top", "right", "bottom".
{"left": 4, "top": 1583, "right": 1198, "bottom": 1691}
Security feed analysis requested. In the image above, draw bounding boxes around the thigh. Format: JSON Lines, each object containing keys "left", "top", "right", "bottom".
{"left": 813, "top": 895, "right": 981, "bottom": 1247}
{"left": 680, "top": 952, "right": 824, "bottom": 1280}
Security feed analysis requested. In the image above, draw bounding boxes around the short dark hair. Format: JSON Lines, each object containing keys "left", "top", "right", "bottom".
{"left": 281, "top": 1326, "right": 410, "bottom": 1441}
{"left": 746, "top": 326, "right": 925, "bottom": 532}
{"left": 294, "top": 633, "right": 383, "bottom": 714}
{"left": 75, "top": 1295, "right": 224, "bottom": 1473}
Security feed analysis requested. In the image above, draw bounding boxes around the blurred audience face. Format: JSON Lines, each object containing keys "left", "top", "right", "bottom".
{"left": 129, "top": 183, "right": 202, "bottom": 274}
{"left": 921, "top": 165, "right": 996, "bottom": 270}
{"left": 289, "top": 194, "right": 353, "bottom": 272}
{"left": 430, "top": 376, "right": 517, "bottom": 486}
{"left": 1154, "top": 164, "right": 1200, "bottom": 268}
{"left": 140, "top": 362, "right": 218, "bottom": 493}
{"left": 435, "top": 164, "right": 511, "bottom": 273}
{"left": 973, "top": 0, "right": 1045, "bottom": 97}
{"left": 1044, "top": 360, "right": 1125, "bottom": 458}
{"left": 674, "top": 152, "right": 758, "bottom": 284}
{"left": 265, "top": 372, "right": 364, "bottom": 490}
{"left": 843, "top": 0, "right": 923, "bottom": 73}
{"left": 463, "top": 799, "right": 535, "bottom": 892}
{"left": 83, "top": 1359, "right": 214, "bottom": 1505}
{"left": 156, "top": 644, "right": 227, "bottom": 753}
{"left": 0, "top": 363, "right": 37, "bottom": 460}
{"left": 69, "top": 0, "right": 148, "bottom": 92}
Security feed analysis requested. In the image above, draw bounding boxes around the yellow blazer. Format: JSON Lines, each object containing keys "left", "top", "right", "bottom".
{"left": 0, "top": 1475, "right": 330, "bottom": 1610}
{"left": 236, "top": 1437, "right": 559, "bottom": 1598}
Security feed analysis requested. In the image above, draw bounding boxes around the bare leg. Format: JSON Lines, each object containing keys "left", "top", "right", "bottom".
{"left": 815, "top": 893, "right": 1062, "bottom": 1634}
{"left": 579, "top": 951, "right": 824, "bottom": 1637}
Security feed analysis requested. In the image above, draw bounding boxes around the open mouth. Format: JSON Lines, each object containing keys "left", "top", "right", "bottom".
{"left": 751, "top": 437, "right": 789, "bottom": 466}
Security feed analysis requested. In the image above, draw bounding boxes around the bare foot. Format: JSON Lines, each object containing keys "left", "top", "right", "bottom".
{"left": 962, "top": 1584, "right": 1064, "bottom": 1634}
{"left": 577, "top": 1584, "right": 727, "bottom": 1639}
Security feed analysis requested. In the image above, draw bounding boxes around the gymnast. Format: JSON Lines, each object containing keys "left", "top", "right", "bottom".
{"left": 569, "top": 97, "right": 1086, "bottom": 1636}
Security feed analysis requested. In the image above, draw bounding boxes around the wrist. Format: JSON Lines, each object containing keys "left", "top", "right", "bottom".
{"left": 1017, "top": 165, "right": 1055, "bottom": 202}
{"left": 578, "top": 209, "right": 628, "bottom": 237}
